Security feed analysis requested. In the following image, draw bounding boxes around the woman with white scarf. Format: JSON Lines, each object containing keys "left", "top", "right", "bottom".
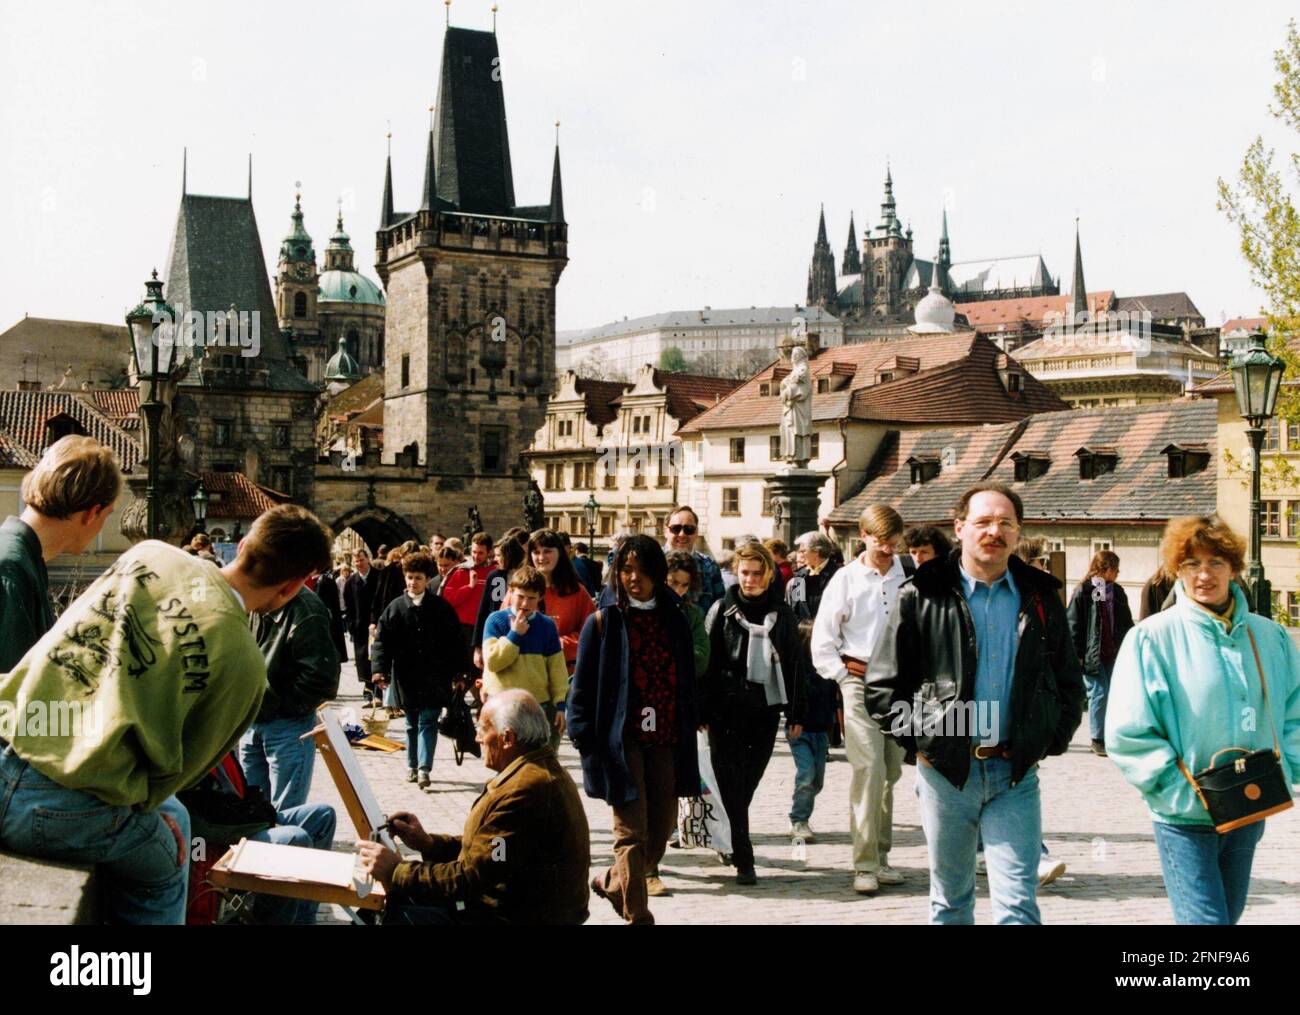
{"left": 701, "top": 541, "right": 806, "bottom": 885}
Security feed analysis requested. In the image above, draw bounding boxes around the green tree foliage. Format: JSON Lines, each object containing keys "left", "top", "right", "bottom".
{"left": 658, "top": 346, "right": 688, "bottom": 373}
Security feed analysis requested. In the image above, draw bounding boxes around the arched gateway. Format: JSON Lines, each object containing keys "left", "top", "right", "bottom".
{"left": 331, "top": 505, "right": 421, "bottom": 555}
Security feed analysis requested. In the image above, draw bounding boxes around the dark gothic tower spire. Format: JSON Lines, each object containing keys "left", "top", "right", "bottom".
{"left": 878, "top": 164, "right": 901, "bottom": 238}
{"left": 419, "top": 114, "right": 438, "bottom": 212}
{"left": 938, "top": 207, "right": 951, "bottom": 269}
{"left": 842, "top": 212, "right": 862, "bottom": 275}
{"left": 1070, "top": 218, "right": 1088, "bottom": 322}
{"left": 807, "top": 205, "right": 838, "bottom": 308}
{"left": 381, "top": 132, "right": 395, "bottom": 227}
{"left": 549, "top": 128, "right": 565, "bottom": 224}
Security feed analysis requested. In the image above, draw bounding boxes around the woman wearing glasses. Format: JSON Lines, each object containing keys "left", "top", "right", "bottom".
{"left": 1107, "top": 515, "right": 1300, "bottom": 924}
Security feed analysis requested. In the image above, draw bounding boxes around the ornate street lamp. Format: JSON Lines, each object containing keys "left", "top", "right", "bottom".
{"left": 1230, "top": 330, "right": 1286, "bottom": 616}
{"left": 126, "top": 270, "right": 181, "bottom": 540}
{"left": 191, "top": 479, "right": 209, "bottom": 535}
{"left": 584, "top": 492, "right": 599, "bottom": 548}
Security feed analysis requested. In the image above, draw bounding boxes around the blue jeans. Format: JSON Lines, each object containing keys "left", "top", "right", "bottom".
{"left": 1153, "top": 820, "right": 1265, "bottom": 925}
{"left": 406, "top": 708, "right": 439, "bottom": 773}
{"left": 248, "top": 803, "right": 338, "bottom": 925}
{"left": 916, "top": 756, "right": 1041, "bottom": 925}
{"left": 0, "top": 739, "right": 190, "bottom": 924}
{"left": 1083, "top": 663, "right": 1112, "bottom": 741}
{"left": 240, "top": 713, "right": 318, "bottom": 812}
{"left": 788, "top": 729, "right": 828, "bottom": 823}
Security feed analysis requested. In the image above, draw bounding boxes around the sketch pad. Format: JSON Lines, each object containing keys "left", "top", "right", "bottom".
{"left": 210, "top": 839, "right": 386, "bottom": 912}
{"left": 310, "top": 706, "right": 398, "bottom": 851}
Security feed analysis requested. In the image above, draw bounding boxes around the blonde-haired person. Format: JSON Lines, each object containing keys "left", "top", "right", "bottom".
{"left": 811, "top": 503, "right": 914, "bottom": 894}
{"left": 1067, "top": 549, "right": 1133, "bottom": 756}
{"left": 0, "top": 435, "right": 121, "bottom": 672}
{"left": 700, "top": 540, "right": 805, "bottom": 885}
{"left": 1107, "top": 515, "right": 1300, "bottom": 925}
{"left": 0, "top": 503, "right": 334, "bottom": 923}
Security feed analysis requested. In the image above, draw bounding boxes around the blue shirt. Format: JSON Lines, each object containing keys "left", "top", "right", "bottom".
{"left": 959, "top": 563, "right": 1020, "bottom": 741}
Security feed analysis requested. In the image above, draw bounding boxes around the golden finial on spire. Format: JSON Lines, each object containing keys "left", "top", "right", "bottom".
{"left": 429, "top": 104, "right": 435, "bottom": 130}
{"left": 492, "top": 3, "right": 498, "bottom": 32}
{"left": 444, "top": 0, "right": 451, "bottom": 26}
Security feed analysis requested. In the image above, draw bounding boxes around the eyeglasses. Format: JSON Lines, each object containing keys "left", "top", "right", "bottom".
{"left": 965, "top": 517, "right": 1020, "bottom": 534}
{"left": 1178, "top": 558, "right": 1230, "bottom": 577}
{"left": 668, "top": 524, "right": 697, "bottom": 536}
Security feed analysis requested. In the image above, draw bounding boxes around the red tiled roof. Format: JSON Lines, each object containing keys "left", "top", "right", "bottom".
{"left": 1221, "top": 317, "right": 1267, "bottom": 334}
{"left": 325, "top": 372, "right": 385, "bottom": 418}
{"left": 0, "top": 389, "right": 141, "bottom": 472}
{"left": 0, "top": 427, "right": 38, "bottom": 468}
{"left": 199, "top": 470, "right": 292, "bottom": 521}
{"left": 955, "top": 291, "right": 1115, "bottom": 329}
{"left": 83, "top": 388, "right": 140, "bottom": 419}
{"left": 639, "top": 371, "right": 742, "bottom": 424}
{"left": 828, "top": 399, "right": 1217, "bottom": 527}
{"left": 679, "top": 332, "right": 1066, "bottom": 433}
{"left": 575, "top": 377, "right": 632, "bottom": 427}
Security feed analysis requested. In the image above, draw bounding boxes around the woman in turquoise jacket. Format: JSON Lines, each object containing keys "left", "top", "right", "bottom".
{"left": 1107, "top": 515, "right": 1300, "bottom": 925}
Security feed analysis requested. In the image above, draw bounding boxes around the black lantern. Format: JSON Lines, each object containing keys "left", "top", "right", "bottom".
{"left": 584, "top": 492, "right": 599, "bottom": 546}
{"left": 191, "top": 480, "right": 209, "bottom": 531}
{"left": 1230, "top": 330, "right": 1286, "bottom": 616}
{"left": 1231, "top": 331, "right": 1285, "bottom": 427}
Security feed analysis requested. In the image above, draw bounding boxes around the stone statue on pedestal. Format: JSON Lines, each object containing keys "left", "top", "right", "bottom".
{"left": 523, "top": 479, "right": 545, "bottom": 532}
{"left": 779, "top": 345, "right": 813, "bottom": 466}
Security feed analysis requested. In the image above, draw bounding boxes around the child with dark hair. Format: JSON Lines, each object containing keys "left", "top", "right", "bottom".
{"left": 482, "top": 565, "right": 568, "bottom": 748}
{"left": 903, "top": 525, "right": 953, "bottom": 565}
{"left": 371, "top": 551, "right": 469, "bottom": 789}
{"left": 789, "top": 620, "right": 834, "bottom": 843}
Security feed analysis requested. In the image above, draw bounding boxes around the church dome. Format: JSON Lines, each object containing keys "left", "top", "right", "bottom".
{"left": 324, "top": 337, "right": 362, "bottom": 382}
{"left": 908, "top": 251, "right": 955, "bottom": 334}
{"left": 318, "top": 270, "right": 385, "bottom": 307}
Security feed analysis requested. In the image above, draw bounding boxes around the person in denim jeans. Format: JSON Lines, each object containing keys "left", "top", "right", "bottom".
{"left": 372, "top": 552, "right": 468, "bottom": 790}
{"left": 0, "top": 744, "right": 192, "bottom": 924}
{"left": 787, "top": 621, "right": 833, "bottom": 842}
{"left": 243, "top": 586, "right": 341, "bottom": 811}
{"left": 1108, "top": 515, "right": 1300, "bottom": 925}
{"left": 864, "top": 483, "right": 1084, "bottom": 925}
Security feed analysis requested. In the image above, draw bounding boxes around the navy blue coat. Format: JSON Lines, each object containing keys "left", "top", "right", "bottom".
{"left": 567, "top": 586, "right": 701, "bottom": 806}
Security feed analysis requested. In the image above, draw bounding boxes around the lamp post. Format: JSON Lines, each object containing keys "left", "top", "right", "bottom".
{"left": 191, "top": 479, "right": 209, "bottom": 537}
{"left": 584, "top": 492, "right": 599, "bottom": 550}
{"left": 125, "top": 270, "right": 181, "bottom": 541}
{"left": 1230, "top": 330, "right": 1286, "bottom": 617}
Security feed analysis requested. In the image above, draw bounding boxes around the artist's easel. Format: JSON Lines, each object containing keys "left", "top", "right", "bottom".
{"left": 207, "top": 707, "right": 397, "bottom": 924}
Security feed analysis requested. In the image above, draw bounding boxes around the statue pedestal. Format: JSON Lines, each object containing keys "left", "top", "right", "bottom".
{"left": 766, "top": 467, "right": 827, "bottom": 547}
{"left": 120, "top": 473, "right": 196, "bottom": 546}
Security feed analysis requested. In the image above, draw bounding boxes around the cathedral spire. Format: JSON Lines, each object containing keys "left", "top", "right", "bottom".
{"left": 807, "top": 206, "right": 837, "bottom": 308}
{"left": 842, "top": 211, "right": 862, "bottom": 275}
{"left": 939, "top": 207, "right": 951, "bottom": 268}
{"left": 1070, "top": 218, "right": 1088, "bottom": 322}
{"left": 247, "top": 153, "right": 252, "bottom": 200}
{"left": 879, "top": 165, "right": 901, "bottom": 238}
{"left": 549, "top": 129, "right": 565, "bottom": 224}
{"left": 182, "top": 147, "right": 187, "bottom": 196}
{"left": 381, "top": 132, "right": 395, "bottom": 227}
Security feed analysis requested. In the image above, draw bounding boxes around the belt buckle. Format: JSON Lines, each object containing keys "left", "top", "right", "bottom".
{"left": 973, "top": 744, "right": 1001, "bottom": 760}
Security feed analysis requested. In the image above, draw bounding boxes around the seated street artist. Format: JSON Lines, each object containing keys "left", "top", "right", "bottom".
{"left": 356, "top": 690, "right": 590, "bottom": 925}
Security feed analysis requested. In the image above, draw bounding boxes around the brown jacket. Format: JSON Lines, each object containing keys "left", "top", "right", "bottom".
{"left": 390, "top": 747, "right": 590, "bottom": 924}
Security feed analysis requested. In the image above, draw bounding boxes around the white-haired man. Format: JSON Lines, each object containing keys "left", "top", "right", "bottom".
{"left": 357, "top": 689, "right": 591, "bottom": 924}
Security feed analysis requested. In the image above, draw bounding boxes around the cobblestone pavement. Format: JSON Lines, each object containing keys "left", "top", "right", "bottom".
{"left": 314, "top": 663, "right": 1300, "bottom": 925}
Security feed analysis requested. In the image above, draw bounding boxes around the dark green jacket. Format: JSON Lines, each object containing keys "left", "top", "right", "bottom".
{"left": 0, "top": 516, "right": 55, "bottom": 673}
{"left": 249, "top": 586, "right": 340, "bottom": 723}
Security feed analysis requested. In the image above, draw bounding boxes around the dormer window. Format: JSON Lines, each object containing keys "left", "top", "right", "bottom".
{"left": 759, "top": 381, "right": 772, "bottom": 396}
{"left": 907, "top": 454, "right": 941, "bottom": 485}
{"left": 995, "top": 352, "right": 1024, "bottom": 395}
{"left": 1011, "top": 451, "right": 1051, "bottom": 482}
{"left": 43, "top": 413, "right": 87, "bottom": 447}
{"left": 876, "top": 356, "right": 919, "bottom": 386}
{"left": 1075, "top": 446, "right": 1118, "bottom": 480}
{"left": 816, "top": 378, "right": 830, "bottom": 393}
{"left": 1162, "top": 443, "right": 1211, "bottom": 479}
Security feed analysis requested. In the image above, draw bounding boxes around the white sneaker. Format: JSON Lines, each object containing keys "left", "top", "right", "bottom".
{"left": 853, "top": 872, "right": 879, "bottom": 895}
{"left": 790, "top": 821, "right": 815, "bottom": 843}
{"left": 876, "top": 864, "right": 905, "bottom": 886}
{"left": 1038, "top": 858, "right": 1067, "bottom": 886}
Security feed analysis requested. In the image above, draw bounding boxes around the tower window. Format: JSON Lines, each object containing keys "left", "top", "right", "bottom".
{"left": 401, "top": 354, "right": 410, "bottom": 388}
{"left": 481, "top": 426, "right": 507, "bottom": 473}
{"left": 294, "top": 292, "right": 307, "bottom": 318}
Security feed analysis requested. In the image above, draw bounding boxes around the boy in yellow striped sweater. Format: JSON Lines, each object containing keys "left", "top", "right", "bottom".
{"left": 482, "top": 567, "right": 568, "bottom": 748}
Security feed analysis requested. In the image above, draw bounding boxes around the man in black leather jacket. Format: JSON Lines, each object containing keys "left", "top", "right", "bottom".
{"left": 864, "top": 482, "right": 1083, "bottom": 924}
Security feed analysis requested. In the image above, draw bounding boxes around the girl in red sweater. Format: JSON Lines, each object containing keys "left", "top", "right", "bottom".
{"left": 529, "top": 529, "right": 595, "bottom": 674}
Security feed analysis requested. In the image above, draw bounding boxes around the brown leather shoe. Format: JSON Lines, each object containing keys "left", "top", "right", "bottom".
{"left": 591, "top": 873, "right": 623, "bottom": 917}
{"left": 645, "top": 875, "right": 671, "bottom": 897}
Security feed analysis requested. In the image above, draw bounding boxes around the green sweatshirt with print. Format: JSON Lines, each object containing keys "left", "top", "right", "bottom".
{"left": 0, "top": 540, "right": 266, "bottom": 811}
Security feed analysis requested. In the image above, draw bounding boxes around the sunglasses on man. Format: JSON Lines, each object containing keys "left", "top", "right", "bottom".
{"left": 668, "top": 524, "right": 697, "bottom": 536}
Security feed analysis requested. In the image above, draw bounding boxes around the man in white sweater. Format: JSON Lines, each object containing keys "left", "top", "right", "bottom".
{"left": 811, "top": 505, "right": 912, "bottom": 895}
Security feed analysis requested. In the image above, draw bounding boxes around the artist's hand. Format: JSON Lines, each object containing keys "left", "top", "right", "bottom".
{"left": 387, "top": 811, "right": 433, "bottom": 852}
{"left": 355, "top": 840, "right": 400, "bottom": 886}
{"left": 553, "top": 710, "right": 567, "bottom": 736}
{"left": 510, "top": 611, "right": 531, "bottom": 636}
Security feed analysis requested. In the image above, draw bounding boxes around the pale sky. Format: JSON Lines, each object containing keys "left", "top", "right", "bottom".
{"left": 1, "top": 0, "right": 1294, "bottom": 335}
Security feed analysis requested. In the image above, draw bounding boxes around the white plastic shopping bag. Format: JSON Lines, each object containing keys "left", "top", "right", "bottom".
{"left": 677, "top": 730, "right": 732, "bottom": 854}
